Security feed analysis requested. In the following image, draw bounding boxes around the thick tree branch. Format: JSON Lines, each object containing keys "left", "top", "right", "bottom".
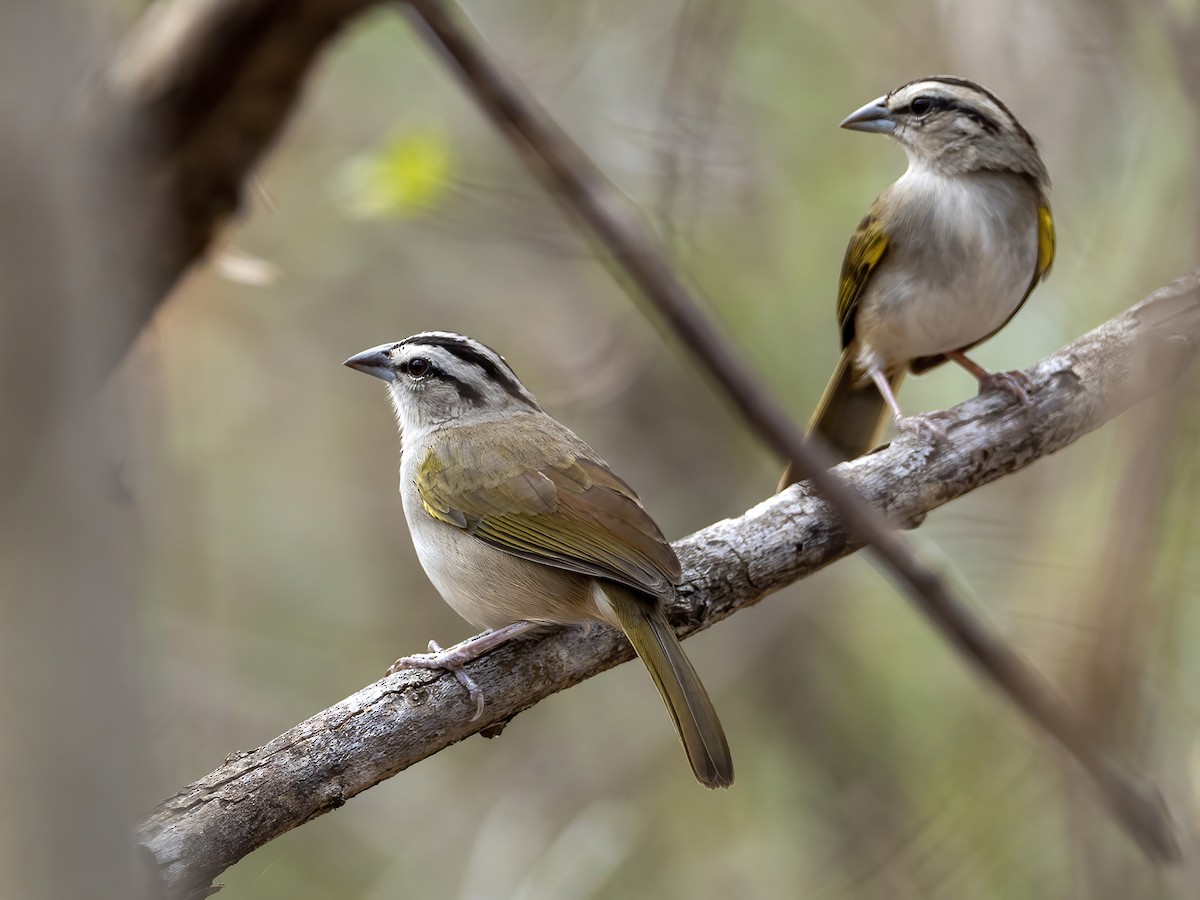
{"left": 136, "top": 273, "right": 1200, "bottom": 900}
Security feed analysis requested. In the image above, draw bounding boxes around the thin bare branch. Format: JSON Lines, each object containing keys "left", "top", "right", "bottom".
{"left": 137, "top": 274, "right": 1200, "bottom": 899}
{"left": 652, "top": 0, "right": 744, "bottom": 254}
{"left": 401, "top": 0, "right": 1185, "bottom": 862}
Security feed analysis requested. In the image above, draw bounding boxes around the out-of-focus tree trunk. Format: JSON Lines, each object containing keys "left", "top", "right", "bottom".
{"left": 1, "top": 2, "right": 385, "bottom": 895}
{"left": 0, "top": 4, "right": 150, "bottom": 898}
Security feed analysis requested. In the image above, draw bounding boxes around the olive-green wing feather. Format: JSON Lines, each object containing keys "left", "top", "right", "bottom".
{"left": 417, "top": 423, "right": 680, "bottom": 599}
{"left": 780, "top": 205, "right": 892, "bottom": 479}
{"left": 837, "top": 209, "right": 889, "bottom": 347}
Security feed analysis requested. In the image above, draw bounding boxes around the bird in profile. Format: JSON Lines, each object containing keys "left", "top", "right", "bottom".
{"left": 781, "top": 76, "right": 1054, "bottom": 487}
{"left": 347, "top": 332, "right": 733, "bottom": 788}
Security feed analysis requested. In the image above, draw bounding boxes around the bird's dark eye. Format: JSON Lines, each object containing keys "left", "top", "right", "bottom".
{"left": 910, "top": 96, "right": 934, "bottom": 116}
{"left": 405, "top": 356, "right": 432, "bottom": 378}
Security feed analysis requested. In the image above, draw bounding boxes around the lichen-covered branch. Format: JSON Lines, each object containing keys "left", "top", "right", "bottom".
{"left": 136, "top": 273, "right": 1200, "bottom": 900}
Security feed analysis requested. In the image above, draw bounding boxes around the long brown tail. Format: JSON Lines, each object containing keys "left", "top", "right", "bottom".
{"left": 607, "top": 588, "right": 733, "bottom": 789}
{"left": 777, "top": 351, "right": 902, "bottom": 490}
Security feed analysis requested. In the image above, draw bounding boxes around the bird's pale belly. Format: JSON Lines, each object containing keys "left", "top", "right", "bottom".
{"left": 853, "top": 229, "right": 1037, "bottom": 373}
{"left": 404, "top": 499, "right": 600, "bottom": 631}
{"left": 871, "top": 279, "right": 1023, "bottom": 363}
{"left": 847, "top": 163, "right": 1043, "bottom": 375}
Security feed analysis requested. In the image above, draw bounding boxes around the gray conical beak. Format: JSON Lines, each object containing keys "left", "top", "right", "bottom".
{"left": 344, "top": 344, "right": 399, "bottom": 382}
{"left": 840, "top": 96, "right": 895, "bottom": 134}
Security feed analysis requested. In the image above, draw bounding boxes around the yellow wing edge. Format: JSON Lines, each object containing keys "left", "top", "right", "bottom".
{"left": 1036, "top": 203, "right": 1055, "bottom": 281}
{"left": 837, "top": 217, "right": 889, "bottom": 345}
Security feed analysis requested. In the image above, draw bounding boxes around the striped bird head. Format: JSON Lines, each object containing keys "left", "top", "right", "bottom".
{"left": 841, "top": 76, "right": 1048, "bottom": 189}
{"left": 345, "top": 331, "right": 541, "bottom": 433}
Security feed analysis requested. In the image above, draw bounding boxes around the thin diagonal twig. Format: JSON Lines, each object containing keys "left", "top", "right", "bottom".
{"left": 401, "top": 0, "right": 1180, "bottom": 861}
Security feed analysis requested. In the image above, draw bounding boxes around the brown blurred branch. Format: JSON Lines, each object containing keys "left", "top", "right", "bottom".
{"left": 7, "top": 0, "right": 388, "bottom": 511}
{"left": 402, "top": 0, "right": 1180, "bottom": 866}
{"left": 137, "top": 274, "right": 1200, "bottom": 899}
{"left": 1156, "top": 0, "right": 1200, "bottom": 254}
{"left": 1157, "top": 0, "right": 1200, "bottom": 112}
{"left": 93, "top": 0, "right": 383, "bottom": 374}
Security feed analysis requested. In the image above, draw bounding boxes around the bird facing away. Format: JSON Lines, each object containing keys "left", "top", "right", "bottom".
{"left": 346, "top": 332, "right": 733, "bottom": 789}
{"left": 781, "top": 76, "right": 1054, "bottom": 487}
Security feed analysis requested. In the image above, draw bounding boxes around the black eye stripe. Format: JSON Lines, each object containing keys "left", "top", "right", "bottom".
{"left": 401, "top": 334, "right": 538, "bottom": 409}
{"left": 401, "top": 358, "right": 486, "bottom": 405}
{"left": 898, "top": 96, "right": 1001, "bottom": 134}
{"left": 900, "top": 95, "right": 950, "bottom": 115}
{"left": 441, "top": 373, "right": 484, "bottom": 405}
{"left": 909, "top": 96, "right": 939, "bottom": 115}
{"left": 946, "top": 101, "right": 1000, "bottom": 133}
{"left": 891, "top": 77, "right": 1033, "bottom": 144}
{"left": 913, "top": 76, "right": 1017, "bottom": 125}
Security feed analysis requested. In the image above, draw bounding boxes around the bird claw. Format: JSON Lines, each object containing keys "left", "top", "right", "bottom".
{"left": 388, "top": 640, "right": 487, "bottom": 721}
{"left": 978, "top": 369, "right": 1034, "bottom": 405}
{"left": 895, "top": 412, "right": 951, "bottom": 445}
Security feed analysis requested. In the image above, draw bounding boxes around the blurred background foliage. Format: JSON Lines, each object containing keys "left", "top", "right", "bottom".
{"left": 104, "top": 0, "right": 1200, "bottom": 895}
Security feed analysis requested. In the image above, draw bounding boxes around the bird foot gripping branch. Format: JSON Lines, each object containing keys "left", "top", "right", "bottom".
{"left": 386, "top": 622, "right": 544, "bottom": 721}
